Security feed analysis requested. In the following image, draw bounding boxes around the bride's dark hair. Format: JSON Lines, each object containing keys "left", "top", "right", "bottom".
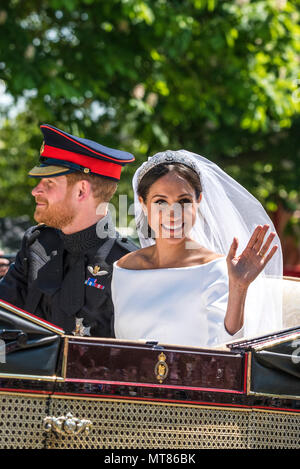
{"left": 137, "top": 163, "right": 202, "bottom": 202}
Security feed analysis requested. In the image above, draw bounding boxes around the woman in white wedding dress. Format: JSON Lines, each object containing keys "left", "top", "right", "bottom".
{"left": 112, "top": 150, "right": 283, "bottom": 348}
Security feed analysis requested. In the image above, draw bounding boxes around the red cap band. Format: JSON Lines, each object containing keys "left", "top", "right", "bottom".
{"left": 42, "top": 145, "right": 123, "bottom": 180}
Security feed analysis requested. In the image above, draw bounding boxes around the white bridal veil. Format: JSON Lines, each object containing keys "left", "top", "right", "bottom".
{"left": 132, "top": 150, "right": 283, "bottom": 339}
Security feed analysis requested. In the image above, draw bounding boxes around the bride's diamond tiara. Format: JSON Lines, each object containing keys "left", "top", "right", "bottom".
{"left": 136, "top": 150, "right": 201, "bottom": 185}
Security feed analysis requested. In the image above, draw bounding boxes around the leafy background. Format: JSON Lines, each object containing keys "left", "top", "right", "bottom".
{"left": 0, "top": 0, "right": 299, "bottom": 269}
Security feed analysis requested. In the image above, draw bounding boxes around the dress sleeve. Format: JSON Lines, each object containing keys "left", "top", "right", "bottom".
{"left": 201, "top": 261, "right": 244, "bottom": 347}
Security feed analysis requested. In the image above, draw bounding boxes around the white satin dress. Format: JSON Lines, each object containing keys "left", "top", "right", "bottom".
{"left": 112, "top": 257, "right": 243, "bottom": 348}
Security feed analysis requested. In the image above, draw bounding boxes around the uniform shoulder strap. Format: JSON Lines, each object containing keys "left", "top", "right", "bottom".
{"left": 92, "top": 234, "right": 138, "bottom": 269}
{"left": 115, "top": 235, "right": 139, "bottom": 253}
{"left": 95, "top": 236, "right": 116, "bottom": 261}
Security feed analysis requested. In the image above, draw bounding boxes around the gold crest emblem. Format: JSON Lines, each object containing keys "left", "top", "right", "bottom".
{"left": 155, "top": 352, "right": 168, "bottom": 384}
{"left": 40, "top": 141, "right": 45, "bottom": 155}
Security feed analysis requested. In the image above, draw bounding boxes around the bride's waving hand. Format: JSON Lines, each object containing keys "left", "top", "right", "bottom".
{"left": 227, "top": 224, "right": 278, "bottom": 288}
{"left": 224, "top": 224, "right": 279, "bottom": 336}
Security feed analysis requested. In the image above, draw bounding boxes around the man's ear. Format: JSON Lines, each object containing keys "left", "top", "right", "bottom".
{"left": 77, "top": 179, "right": 91, "bottom": 201}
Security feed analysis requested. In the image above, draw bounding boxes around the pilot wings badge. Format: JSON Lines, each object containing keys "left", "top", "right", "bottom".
{"left": 87, "top": 265, "right": 108, "bottom": 276}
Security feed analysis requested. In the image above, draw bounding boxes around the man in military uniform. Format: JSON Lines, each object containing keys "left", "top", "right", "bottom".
{"left": 0, "top": 124, "right": 137, "bottom": 337}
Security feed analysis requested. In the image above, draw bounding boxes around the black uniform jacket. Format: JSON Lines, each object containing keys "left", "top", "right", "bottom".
{"left": 0, "top": 222, "right": 138, "bottom": 337}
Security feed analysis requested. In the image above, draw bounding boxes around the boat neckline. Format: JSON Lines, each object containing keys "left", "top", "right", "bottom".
{"left": 114, "top": 255, "right": 226, "bottom": 272}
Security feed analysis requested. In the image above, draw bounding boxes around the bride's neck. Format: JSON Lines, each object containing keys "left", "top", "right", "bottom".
{"left": 152, "top": 238, "right": 197, "bottom": 268}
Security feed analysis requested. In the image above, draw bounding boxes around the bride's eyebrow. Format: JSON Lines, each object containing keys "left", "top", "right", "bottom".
{"left": 151, "top": 194, "right": 168, "bottom": 198}
{"left": 151, "top": 192, "right": 193, "bottom": 200}
{"left": 177, "top": 193, "right": 193, "bottom": 198}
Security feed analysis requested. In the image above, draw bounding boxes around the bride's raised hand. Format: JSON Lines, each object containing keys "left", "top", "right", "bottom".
{"left": 226, "top": 225, "right": 278, "bottom": 289}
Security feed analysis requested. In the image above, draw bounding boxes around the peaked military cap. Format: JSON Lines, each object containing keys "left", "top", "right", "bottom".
{"left": 28, "top": 124, "right": 135, "bottom": 181}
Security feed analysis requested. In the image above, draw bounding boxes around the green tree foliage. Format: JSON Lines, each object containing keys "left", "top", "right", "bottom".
{"left": 0, "top": 113, "right": 40, "bottom": 217}
{"left": 0, "top": 0, "right": 299, "bottom": 224}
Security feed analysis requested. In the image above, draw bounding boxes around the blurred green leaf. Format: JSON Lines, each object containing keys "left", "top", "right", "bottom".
{"left": 0, "top": 0, "right": 299, "bottom": 242}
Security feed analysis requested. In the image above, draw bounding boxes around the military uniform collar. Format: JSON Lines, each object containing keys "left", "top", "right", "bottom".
{"left": 59, "top": 213, "right": 115, "bottom": 254}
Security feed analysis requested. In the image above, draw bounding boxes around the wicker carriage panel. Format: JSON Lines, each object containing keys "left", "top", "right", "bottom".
{"left": 0, "top": 393, "right": 50, "bottom": 449}
{"left": 46, "top": 397, "right": 299, "bottom": 449}
{"left": 46, "top": 398, "right": 250, "bottom": 449}
{"left": 0, "top": 394, "right": 299, "bottom": 449}
{"left": 249, "top": 410, "right": 300, "bottom": 449}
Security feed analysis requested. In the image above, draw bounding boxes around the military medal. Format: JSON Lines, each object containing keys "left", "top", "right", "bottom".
{"left": 85, "top": 278, "right": 105, "bottom": 290}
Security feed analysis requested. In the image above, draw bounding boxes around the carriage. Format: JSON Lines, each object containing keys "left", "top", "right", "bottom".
{"left": 0, "top": 276, "right": 299, "bottom": 450}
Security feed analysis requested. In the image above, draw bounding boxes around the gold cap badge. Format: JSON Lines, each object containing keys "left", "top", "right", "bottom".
{"left": 40, "top": 141, "right": 45, "bottom": 155}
